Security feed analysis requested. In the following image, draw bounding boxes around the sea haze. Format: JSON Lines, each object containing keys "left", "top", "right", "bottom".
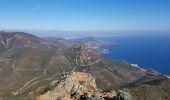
{"left": 99, "top": 33, "right": 170, "bottom": 75}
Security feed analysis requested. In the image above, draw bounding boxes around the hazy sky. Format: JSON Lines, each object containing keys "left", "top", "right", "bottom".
{"left": 0, "top": 0, "right": 170, "bottom": 31}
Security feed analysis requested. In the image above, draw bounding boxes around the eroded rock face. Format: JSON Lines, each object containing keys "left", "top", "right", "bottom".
{"left": 36, "top": 72, "right": 97, "bottom": 100}
{"left": 76, "top": 45, "right": 101, "bottom": 66}
{"left": 36, "top": 72, "right": 117, "bottom": 100}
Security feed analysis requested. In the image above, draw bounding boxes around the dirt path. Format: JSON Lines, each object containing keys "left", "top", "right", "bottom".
{"left": 105, "top": 65, "right": 115, "bottom": 72}
{"left": 0, "top": 58, "right": 77, "bottom": 95}
{"left": 0, "top": 58, "right": 43, "bottom": 95}
{"left": 12, "top": 75, "right": 44, "bottom": 95}
{"left": 12, "top": 67, "right": 76, "bottom": 95}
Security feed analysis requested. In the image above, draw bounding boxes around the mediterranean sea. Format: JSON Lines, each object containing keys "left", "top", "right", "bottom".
{"left": 98, "top": 33, "right": 170, "bottom": 75}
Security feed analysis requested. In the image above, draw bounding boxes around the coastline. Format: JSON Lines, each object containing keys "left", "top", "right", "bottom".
{"left": 98, "top": 35, "right": 170, "bottom": 75}
{"left": 130, "top": 63, "right": 170, "bottom": 78}
{"left": 130, "top": 63, "right": 146, "bottom": 72}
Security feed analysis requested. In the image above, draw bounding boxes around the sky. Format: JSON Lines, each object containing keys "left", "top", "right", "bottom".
{"left": 0, "top": 0, "right": 170, "bottom": 31}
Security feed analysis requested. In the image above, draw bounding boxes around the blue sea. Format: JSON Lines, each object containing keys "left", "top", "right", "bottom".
{"left": 98, "top": 33, "right": 170, "bottom": 75}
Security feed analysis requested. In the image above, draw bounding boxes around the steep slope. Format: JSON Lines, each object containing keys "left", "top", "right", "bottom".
{"left": 76, "top": 59, "right": 146, "bottom": 90}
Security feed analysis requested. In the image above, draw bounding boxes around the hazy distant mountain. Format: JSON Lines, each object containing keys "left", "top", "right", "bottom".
{"left": 2, "top": 29, "right": 125, "bottom": 38}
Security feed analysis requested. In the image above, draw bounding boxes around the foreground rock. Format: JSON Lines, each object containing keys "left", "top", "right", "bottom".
{"left": 36, "top": 72, "right": 119, "bottom": 100}
{"left": 36, "top": 72, "right": 133, "bottom": 100}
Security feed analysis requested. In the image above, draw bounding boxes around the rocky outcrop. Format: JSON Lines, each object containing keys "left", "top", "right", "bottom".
{"left": 76, "top": 45, "right": 101, "bottom": 66}
{"left": 36, "top": 72, "right": 118, "bottom": 100}
{"left": 117, "top": 90, "right": 132, "bottom": 100}
{"left": 36, "top": 72, "right": 133, "bottom": 100}
{"left": 36, "top": 72, "right": 98, "bottom": 100}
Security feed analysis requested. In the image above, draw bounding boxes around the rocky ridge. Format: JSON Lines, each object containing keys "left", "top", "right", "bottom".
{"left": 36, "top": 72, "right": 100, "bottom": 100}
{"left": 36, "top": 72, "right": 132, "bottom": 100}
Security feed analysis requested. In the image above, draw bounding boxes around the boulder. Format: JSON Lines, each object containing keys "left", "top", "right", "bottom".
{"left": 117, "top": 90, "right": 132, "bottom": 100}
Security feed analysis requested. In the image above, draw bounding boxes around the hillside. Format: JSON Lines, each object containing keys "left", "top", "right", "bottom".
{"left": 0, "top": 31, "right": 168, "bottom": 100}
{"left": 122, "top": 78, "right": 170, "bottom": 100}
{"left": 0, "top": 31, "right": 48, "bottom": 51}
